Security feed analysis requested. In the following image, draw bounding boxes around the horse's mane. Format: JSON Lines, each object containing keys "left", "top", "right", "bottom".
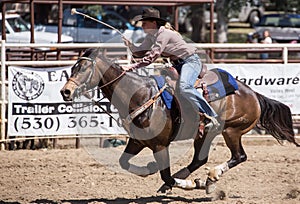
{"left": 82, "top": 48, "right": 99, "bottom": 58}
{"left": 83, "top": 48, "right": 122, "bottom": 70}
{"left": 82, "top": 48, "right": 155, "bottom": 87}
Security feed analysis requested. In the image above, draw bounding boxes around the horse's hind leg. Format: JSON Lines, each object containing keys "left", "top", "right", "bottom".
{"left": 224, "top": 128, "right": 247, "bottom": 167}
{"left": 206, "top": 127, "right": 247, "bottom": 193}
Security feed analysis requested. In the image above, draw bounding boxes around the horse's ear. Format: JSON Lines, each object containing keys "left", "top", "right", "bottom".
{"left": 82, "top": 48, "right": 94, "bottom": 57}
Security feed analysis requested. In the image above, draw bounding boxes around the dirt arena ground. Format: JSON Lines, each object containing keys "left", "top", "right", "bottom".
{"left": 0, "top": 136, "right": 299, "bottom": 204}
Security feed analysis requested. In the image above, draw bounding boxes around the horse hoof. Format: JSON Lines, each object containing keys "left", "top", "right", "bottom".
{"left": 205, "top": 178, "right": 217, "bottom": 194}
{"left": 206, "top": 183, "right": 216, "bottom": 194}
{"left": 194, "top": 178, "right": 206, "bottom": 190}
{"left": 157, "top": 184, "right": 172, "bottom": 194}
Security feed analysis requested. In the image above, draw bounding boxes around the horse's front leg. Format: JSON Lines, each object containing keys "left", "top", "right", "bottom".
{"left": 155, "top": 146, "right": 197, "bottom": 193}
{"left": 158, "top": 131, "right": 218, "bottom": 192}
{"left": 119, "top": 138, "right": 158, "bottom": 177}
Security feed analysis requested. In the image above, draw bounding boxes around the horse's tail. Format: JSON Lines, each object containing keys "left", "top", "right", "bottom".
{"left": 256, "top": 92, "right": 299, "bottom": 147}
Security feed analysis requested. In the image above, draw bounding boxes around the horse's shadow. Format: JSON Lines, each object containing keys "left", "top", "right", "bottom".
{"left": 30, "top": 195, "right": 214, "bottom": 203}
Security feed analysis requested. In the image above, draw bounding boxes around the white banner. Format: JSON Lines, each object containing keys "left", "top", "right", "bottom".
{"left": 8, "top": 64, "right": 300, "bottom": 136}
{"left": 8, "top": 66, "right": 127, "bottom": 136}
{"left": 207, "top": 64, "right": 300, "bottom": 114}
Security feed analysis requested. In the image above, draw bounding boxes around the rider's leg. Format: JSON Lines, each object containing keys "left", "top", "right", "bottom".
{"left": 177, "top": 55, "right": 219, "bottom": 130}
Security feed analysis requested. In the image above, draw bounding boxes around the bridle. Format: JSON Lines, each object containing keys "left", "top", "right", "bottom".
{"left": 69, "top": 56, "right": 96, "bottom": 97}
{"left": 69, "top": 55, "right": 128, "bottom": 123}
{"left": 71, "top": 55, "right": 128, "bottom": 92}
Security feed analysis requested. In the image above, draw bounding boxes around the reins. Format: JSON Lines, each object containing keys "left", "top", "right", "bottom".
{"left": 70, "top": 55, "right": 127, "bottom": 123}
{"left": 72, "top": 55, "right": 168, "bottom": 129}
{"left": 122, "top": 84, "right": 168, "bottom": 132}
{"left": 71, "top": 56, "right": 126, "bottom": 93}
{"left": 98, "top": 69, "right": 127, "bottom": 90}
{"left": 84, "top": 92, "right": 120, "bottom": 124}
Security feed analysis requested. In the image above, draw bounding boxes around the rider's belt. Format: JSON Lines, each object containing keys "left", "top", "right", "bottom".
{"left": 171, "top": 54, "right": 194, "bottom": 66}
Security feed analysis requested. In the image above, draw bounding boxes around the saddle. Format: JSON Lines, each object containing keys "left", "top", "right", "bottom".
{"left": 155, "top": 63, "right": 239, "bottom": 107}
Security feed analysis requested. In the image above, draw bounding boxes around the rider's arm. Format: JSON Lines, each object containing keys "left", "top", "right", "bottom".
{"left": 125, "top": 28, "right": 169, "bottom": 70}
{"left": 124, "top": 35, "right": 154, "bottom": 58}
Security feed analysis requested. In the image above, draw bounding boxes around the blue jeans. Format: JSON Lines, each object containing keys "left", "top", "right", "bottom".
{"left": 175, "top": 54, "right": 217, "bottom": 117}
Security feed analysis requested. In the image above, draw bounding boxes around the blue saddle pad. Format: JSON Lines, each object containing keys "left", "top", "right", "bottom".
{"left": 207, "top": 68, "right": 238, "bottom": 102}
{"left": 151, "top": 68, "right": 238, "bottom": 108}
{"left": 152, "top": 75, "right": 173, "bottom": 109}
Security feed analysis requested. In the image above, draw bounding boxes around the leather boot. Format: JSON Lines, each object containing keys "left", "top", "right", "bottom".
{"left": 199, "top": 113, "right": 220, "bottom": 134}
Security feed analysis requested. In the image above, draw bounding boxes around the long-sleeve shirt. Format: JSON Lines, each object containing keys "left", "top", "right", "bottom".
{"left": 128, "top": 26, "right": 196, "bottom": 69}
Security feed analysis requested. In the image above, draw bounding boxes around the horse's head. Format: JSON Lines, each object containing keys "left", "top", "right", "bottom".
{"left": 60, "top": 48, "right": 109, "bottom": 101}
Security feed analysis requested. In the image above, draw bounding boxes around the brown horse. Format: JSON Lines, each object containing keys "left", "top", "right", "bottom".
{"left": 60, "top": 48, "right": 299, "bottom": 194}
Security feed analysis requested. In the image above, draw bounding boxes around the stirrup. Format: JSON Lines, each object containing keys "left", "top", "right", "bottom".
{"left": 198, "top": 121, "right": 205, "bottom": 136}
{"left": 202, "top": 113, "right": 220, "bottom": 131}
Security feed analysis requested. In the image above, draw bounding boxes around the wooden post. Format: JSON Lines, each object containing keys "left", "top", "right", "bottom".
{"left": 0, "top": 40, "right": 6, "bottom": 151}
{"left": 75, "top": 138, "right": 80, "bottom": 149}
{"left": 53, "top": 138, "right": 57, "bottom": 149}
{"left": 174, "top": 6, "right": 179, "bottom": 31}
{"left": 29, "top": 0, "right": 35, "bottom": 60}
{"left": 210, "top": 0, "right": 215, "bottom": 60}
{"left": 99, "top": 137, "right": 104, "bottom": 148}
{"left": 210, "top": 0, "right": 214, "bottom": 43}
{"left": 57, "top": 0, "right": 62, "bottom": 60}
{"left": 1, "top": 3, "right": 6, "bottom": 41}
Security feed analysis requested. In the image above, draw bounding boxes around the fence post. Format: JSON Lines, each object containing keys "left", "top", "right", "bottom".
{"left": 75, "top": 137, "right": 80, "bottom": 149}
{"left": 282, "top": 46, "right": 288, "bottom": 64}
{"left": 1, "top": 40, "right": 6, "bottom": 150}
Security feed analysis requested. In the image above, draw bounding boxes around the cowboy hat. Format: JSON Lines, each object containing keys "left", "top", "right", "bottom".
{"left": 133, "top": 7, "right": 167, "bottom": 22}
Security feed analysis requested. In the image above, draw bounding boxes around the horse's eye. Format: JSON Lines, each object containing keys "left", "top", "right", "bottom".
{"left": 80, "top": 65, "right": 88, "bottom": 72}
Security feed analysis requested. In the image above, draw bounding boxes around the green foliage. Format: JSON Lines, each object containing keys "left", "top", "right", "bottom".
{"left": 82, "top": 5, "right": 103, "bottom": 17}
{"left": 227, "top": 0, "right": 244, "bottom": 13}
{"left": 272, "top": 0, "right": 299, "bottom": 12}
{"left": 216, "top": 0, "right": 244, "bottom": 16}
